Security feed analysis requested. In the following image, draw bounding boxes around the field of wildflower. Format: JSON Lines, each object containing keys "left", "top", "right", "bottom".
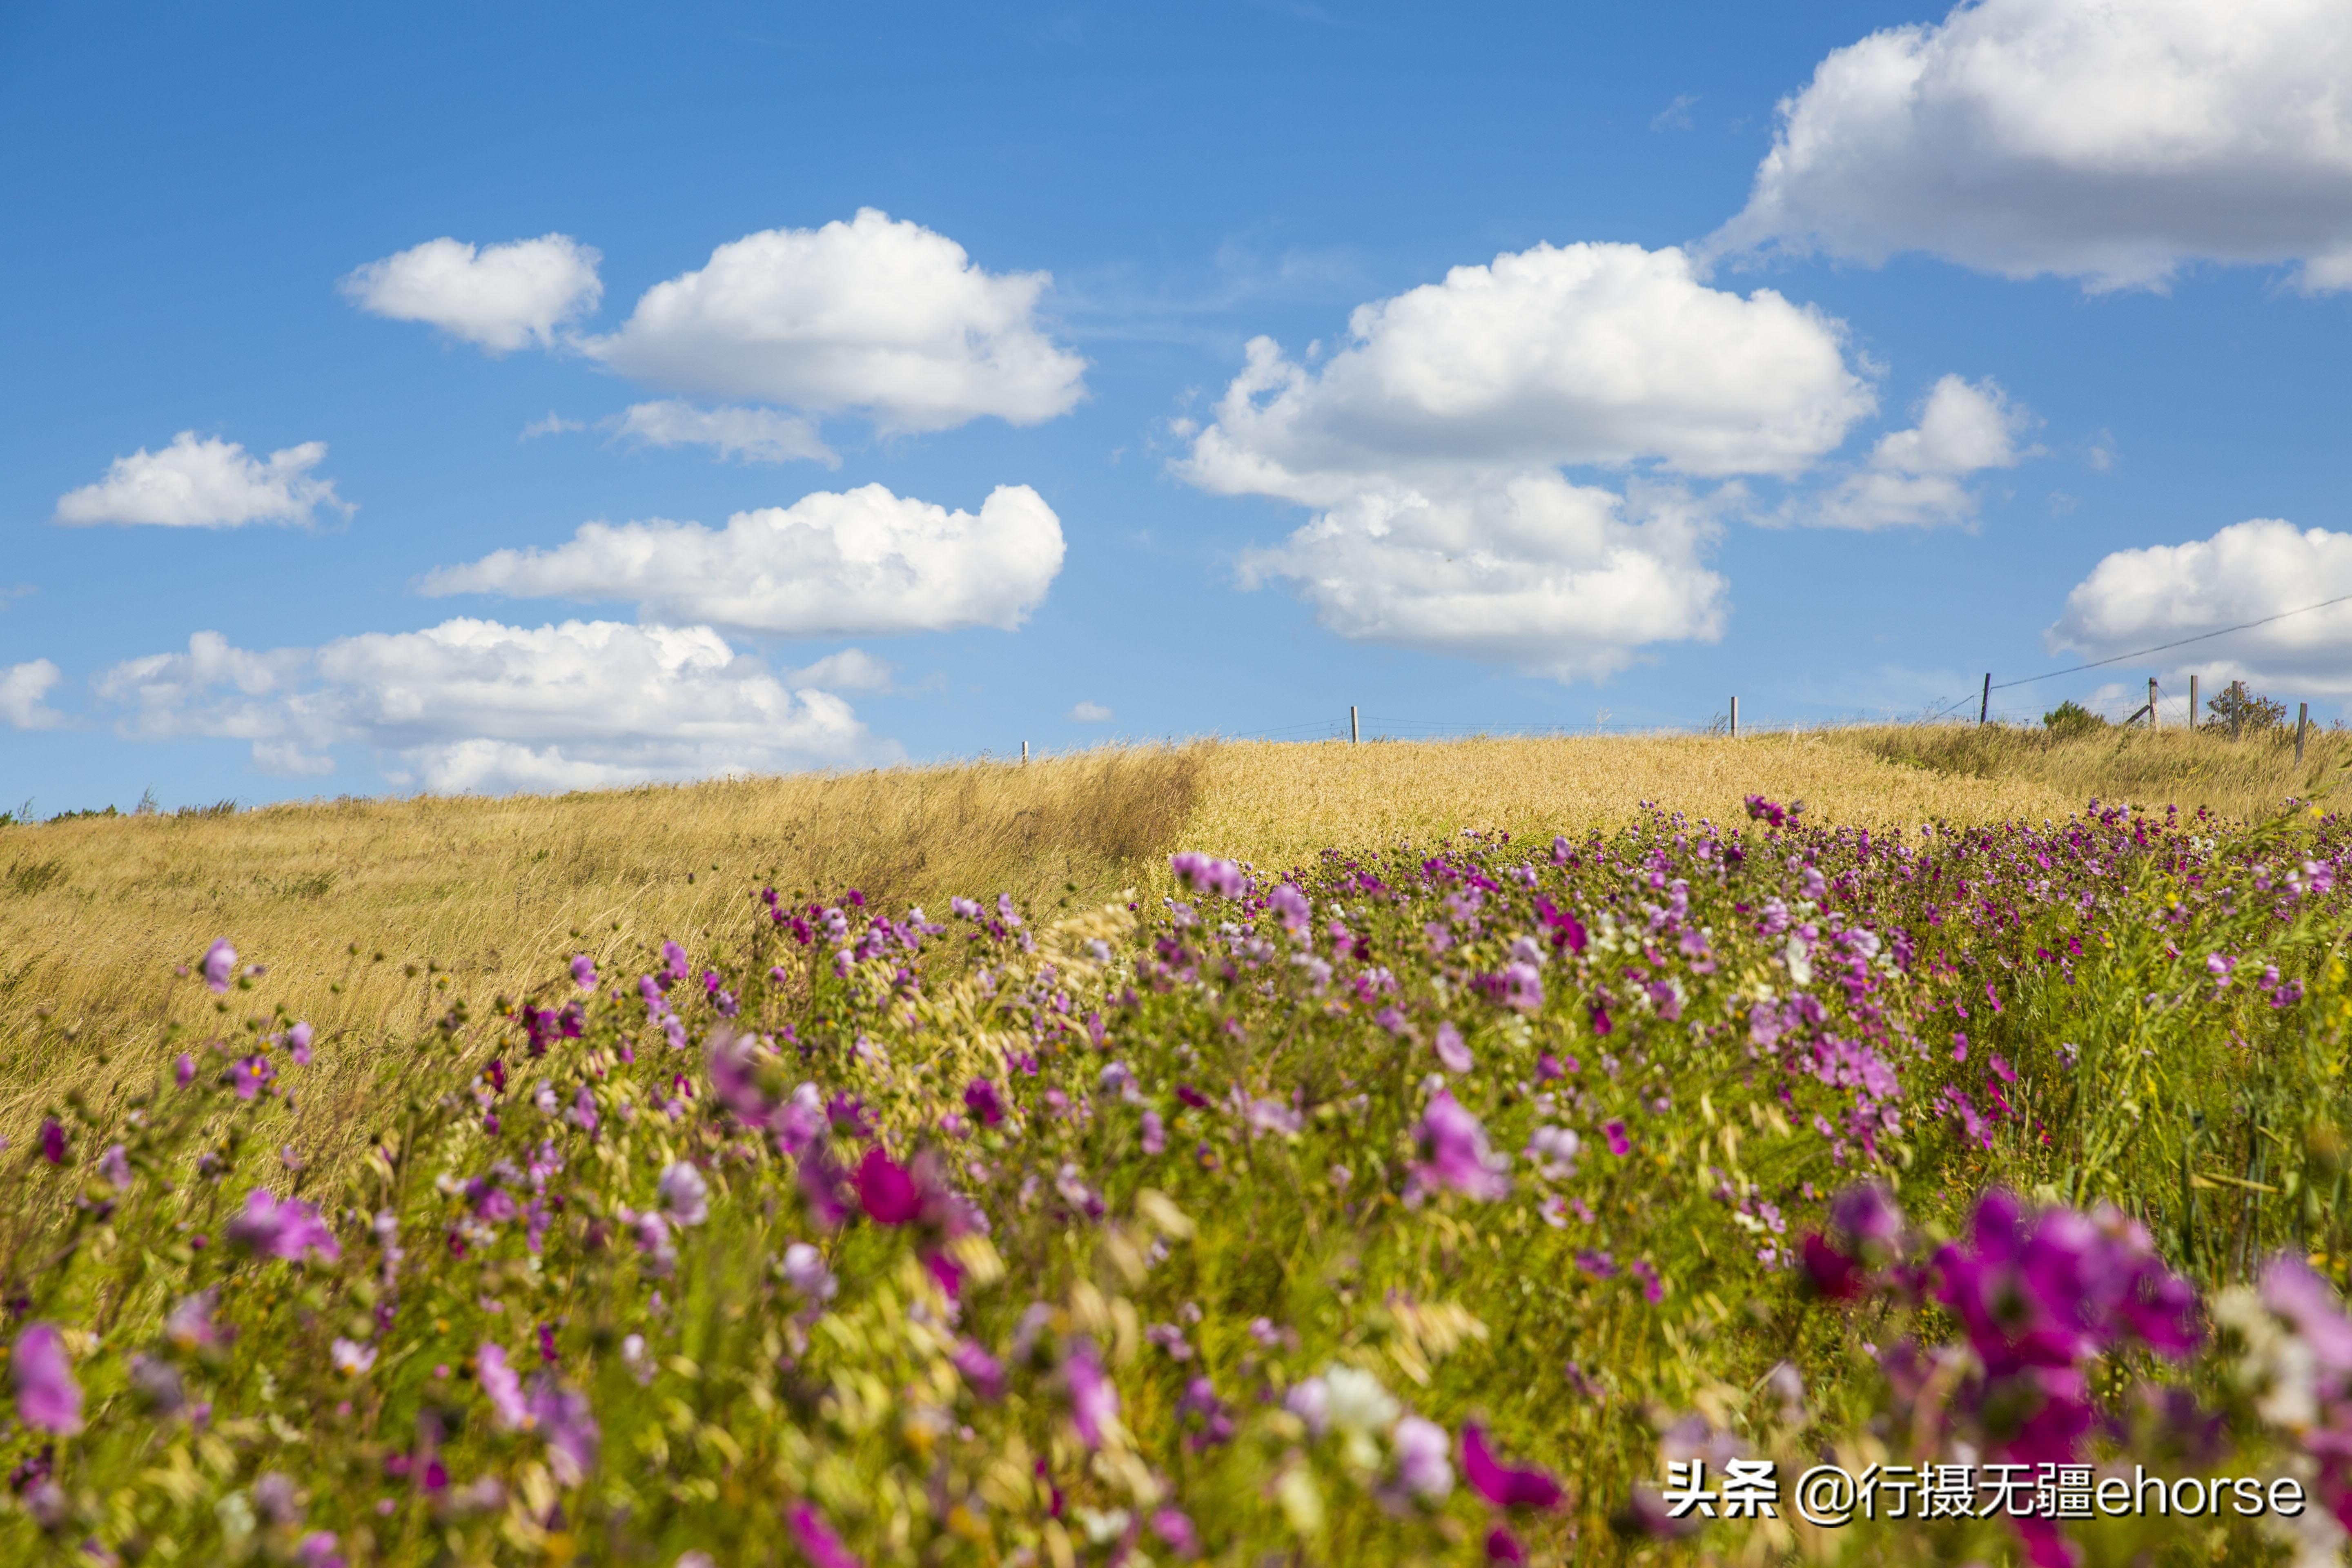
{"left": 8, "top": 775, "right": 2352, "bottom": 1566}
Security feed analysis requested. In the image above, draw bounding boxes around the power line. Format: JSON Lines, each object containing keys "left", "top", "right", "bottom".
{"left": 1987, "top": 590, "right": 2352, "bottom": 693}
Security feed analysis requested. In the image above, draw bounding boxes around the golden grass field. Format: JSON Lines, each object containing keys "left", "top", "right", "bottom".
{"left": 2, "top": 723, "right": 2344, "bottom": 1166}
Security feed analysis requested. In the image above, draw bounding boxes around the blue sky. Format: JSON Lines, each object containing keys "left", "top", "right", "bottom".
{"left": 7, "top": 0, "right": 2352, "bottom": 809}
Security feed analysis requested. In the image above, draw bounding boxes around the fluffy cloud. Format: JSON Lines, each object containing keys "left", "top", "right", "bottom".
{"left": 1713, "top": 0, "right": 2352, "bottom": 291}
{"left": 1809, "top": 376, "right": 2035, "bottom": 529}
{"left": 585, "top": 209, "right": 1087, "bottom": 432}
{"left": 1068, "top": 701, "right": 1112, "bottom": 722}
{"left": 2, "top": 660, "right": 65, "bottom": 730}
{"left": 2049, "top": 519, "right": 2352, "bottom": 694}
{"left": 1237, "top": 474, "right": 1727, "bottom": 683}
{"left": 781, "top": 648, "right": 895, "bottom": 693}
{"left": 94, "top": 619, "right": 895, "bottom": 793}
{"left": 55, "top": 432, "right": 349, "bottom": 528}
{"left": 421, "top": 483, "right": 1064, "bottom": 638}
{"left": 340, "top": 235, "right": 604, "bottom": 352}
{"left": 611, "top": 401, "right": 835, "bottom": 466}
{"left": 1180, "top": 242, "right": 1871, "bottom": 496}
{"left": 1178, "top": 240, "right": 1875, "bottom": 679}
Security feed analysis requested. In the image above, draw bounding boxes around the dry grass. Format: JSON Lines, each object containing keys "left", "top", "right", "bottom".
{"left": 1828, "top": 722, "right": 2352, "bottom": 825}
{"left": 1181, "top": 731, "right": 2089, "bottom": 872}
{"left": 3, "top": 722, "right": 2340, "bottom": 1158}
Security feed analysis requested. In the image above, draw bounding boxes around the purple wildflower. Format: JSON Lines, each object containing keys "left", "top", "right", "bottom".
{"left": 1065, "top": 1342, "right": 1120, "bottom": 1448}
{"left": 1410, "top": 1091, "right": 1509, "bottom": 1201}
{"left": 202, "top": 938, "right": 237, "bottom": 993}
{"left": 11, "top": 1323, "right": 81, "bottom": 1434}
{"left": 657, "top": 1161, "right": 709, "bottom": 1226}
{"left": 1434, "top": 1021, "right": 1472, "bottom": 1073}
{"left": 225, "top": 1189, "right": 341, "bottom": 1263}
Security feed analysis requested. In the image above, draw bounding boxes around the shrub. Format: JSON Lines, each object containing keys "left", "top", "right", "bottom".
{"left": 2040, "top": 699, "right": 2107, "bottom": 737}
{"left": 2209, "top": 679, "right": 2290, "bottom": 737}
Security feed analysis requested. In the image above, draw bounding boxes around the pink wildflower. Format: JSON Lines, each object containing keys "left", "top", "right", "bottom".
{"left": 477, "top": 1343, "right": 528, "bottom": 1429}
{"left": 202, "top": 938, "right": 237, "bottom": 993}
{"left": 1411, "top": 1091, "right": 1510, "bottom": 1201}
{"left": 225, "top": 1189, "right": 341, "bottom": 1263}
{"left": 787, "top": 1501, "right": 862, "bottom": 1568}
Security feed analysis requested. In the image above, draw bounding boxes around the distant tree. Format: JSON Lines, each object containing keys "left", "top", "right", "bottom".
{"left": 2042, "top": 700, "right": 2107, "bottom": 737}
{"left": 2207, "top": 680, "right": 2288, "bottom": 738}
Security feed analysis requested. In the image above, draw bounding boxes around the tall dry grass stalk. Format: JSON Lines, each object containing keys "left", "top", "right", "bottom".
{"left": 2, "top": 724, "right": 2338, "bottom": 1160}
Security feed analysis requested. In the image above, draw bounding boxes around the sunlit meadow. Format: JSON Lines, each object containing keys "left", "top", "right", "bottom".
{"left": 5, "top": 729, "right": 2352, "bottom": 1565}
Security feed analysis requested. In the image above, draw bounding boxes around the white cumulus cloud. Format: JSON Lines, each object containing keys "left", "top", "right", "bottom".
{"left": 1179, "top": 242, "right": 1872, "bottom": 495}
{"left": 1178, "top": 240, "right": 1872, "bottom": 680}
{"left": 94, "top": 619, "right": 896, "bottom": 793}
{"left": 611, "top": 401, "right": 835, "bottom": 466}
{"left": 1238, "top": 474, "right": 1728, "bottom": 684}
{"left": 2050, "top": 519, "right": 2352, "bottom": 694}
{"left": 341, "top": 234, "right": 604, "bottom": 352}
{"left": 585, "top": 209, "right": 1087, "bottom": 432}
{"left": 1809, "top": 375, "right": 2036, "bottom": 530}
{"left": 2, "top": 660, "right": 65, "bottom": 730}
{"left": 1712, "top": 0, "right": 2352, "bottom": 292}
{"left": 55, "top": 432, "right": 350, "bottom": 528}
{"left": 1068, "top": 701, "right": 1112, "bottom": 722}
{"left": 421, "top": 483, "right": 1064, "bottom": 639}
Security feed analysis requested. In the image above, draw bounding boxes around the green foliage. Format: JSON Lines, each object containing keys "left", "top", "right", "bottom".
{"left": 2041, "top": 699, "right": 2107, "bottom": 737}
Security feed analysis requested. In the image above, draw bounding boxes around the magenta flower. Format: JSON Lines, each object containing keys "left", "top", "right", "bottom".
{"left": 1151, "top": 1508, "right": 1200, "bottom": 1559}
{"left": 1484, "top": 1526, "right": 1527, "bottom": 1564}
{"left": 225, "top": 1189, "right": 341, "bottom": 1264}
{"left": 174, "top": 1052, "right": 196, "bottom": 1088}
{"left": 11, "top": 1323, "right": 82, "bottom": 1434}
{"left": 99, "top": 1143, "right": 131, "bottom": 1190}
{"left": 202, "top": 938, "right": 237, "bottom": 993}
{"left": 285, "top": 1022, "right": 314, "bottom": 1066}
{"left": 1461, "top": 1425, "right": 1562, "bottom": 1510}
{"left": 1500, "top": 962, "right": 1544, "bottom": 1013}
{"left": 1410, "top": 1091, "right": 1510, "bottom": 1201}
{"left": 38, "top": 1117, "right": 66, "bottom": 1165}
{"left": 1141, "top": 1109, "right": 1166, "bottom": 1154}
{"left": 1601, "top": 1120, "right": 1629, "bottom": 1157}
{"left": 477, "top": 1342, "right": 528, "bottom": 1429}
{"left": 1267, "top": 882, "right": 1311, "bottom": 935}
{"left": 855, "top": 1148, "right": 921, "bottom": 1225}
{"left": 788, "top": 1501, "right": 863, "bottom": 1568}
{"left": 570, "top": 953, "right": 597, "bottom": 989}
{"left": 1434, "top": 1021, "right": 1472, "bottom": 1073}
{"left": 963, "top": 1078, "right": 1005, "bottom": 1127}
{"left": 951, "top": 1337, "right": 1006, "bottom": 1401}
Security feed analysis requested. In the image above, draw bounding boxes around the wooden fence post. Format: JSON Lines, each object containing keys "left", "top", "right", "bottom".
{"left": 1979, "top": 674, "right": 1991, "bottom": 725}
{"left": 2149, "top": 678, "right": 2160, "bottom": 732}
{"left": 1730, "top": 697, "right": 1740, "bottom": 739}
{"left": 2298, "top": 702, "right": 2310, "bottom": 766}
{"left": 1350, "top": 706, "right": 1359, "bottom": 745}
